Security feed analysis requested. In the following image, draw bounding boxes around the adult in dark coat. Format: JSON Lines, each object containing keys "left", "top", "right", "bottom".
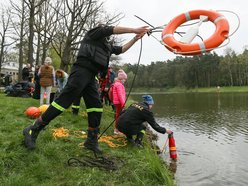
{"left": 22, "top": 64, "right": 31, "bottom": 81}
{"left": 32, "top": 65, "right": 40, "bottom": 99}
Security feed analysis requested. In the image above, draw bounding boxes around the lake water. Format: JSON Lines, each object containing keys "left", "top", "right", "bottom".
{"left": 131, "top": 93, "right": 248, "bottom": 186}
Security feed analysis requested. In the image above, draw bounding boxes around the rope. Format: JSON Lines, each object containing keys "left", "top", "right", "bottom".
{"left": 52, "top": 127, "right": 70, "bottom": 139}
{"left": 217, "top": 10, "right": 240, "bottom": 37}
{"left": 52, "top": 127, "right": 127, "bottom": 148}
{"left": 99, "top": 135, "right": 127, "bottom": 148}
{"left": 67, "top": 155, "right": 125, "bottom": 171}
{"left": 52, "top": 129, "right": 126, "bottom": 171}
{"left": 161, "top": 137, "right": 169, "bottom": 154}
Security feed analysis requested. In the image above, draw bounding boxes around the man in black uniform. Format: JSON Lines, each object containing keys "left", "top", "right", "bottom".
{"left": 117, "top": 95, "right": 172, "bottom": 147}
{"left": 22, "top": 24, "right": 149, "bottom": 153}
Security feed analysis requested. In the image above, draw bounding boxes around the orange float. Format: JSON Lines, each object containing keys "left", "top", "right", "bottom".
{"left": 25, "top": 106, "right": 40, "bottom": 119}
{"left": 39, "top": 104, "right": 49, "bottom": 114}
{"left": 162, "top": 10, "right": 230, "bottom": 55}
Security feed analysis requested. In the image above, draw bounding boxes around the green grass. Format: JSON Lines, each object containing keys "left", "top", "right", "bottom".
{"left": 0, "top": 93, "right": 174, "bottom": 186}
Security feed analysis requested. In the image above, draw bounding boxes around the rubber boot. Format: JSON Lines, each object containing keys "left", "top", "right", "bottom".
{"left": 126, "top": 135, "right": 135, "bottom": 145}
{"left": 72, "top": 108, "right": 79, "bottom": 115}
{"left": 84, "top": 128, "right": 102, "bottom": 154}
{"left": 23, "top": 117, "right": 47, "bottom": 150}
{"left": 135, "top": 132, "right": 144, "bottom": 148}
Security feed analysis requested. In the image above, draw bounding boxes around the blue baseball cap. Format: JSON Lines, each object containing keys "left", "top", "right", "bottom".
{"left": 142, "top": 95, "right": 154, "bottom": 105}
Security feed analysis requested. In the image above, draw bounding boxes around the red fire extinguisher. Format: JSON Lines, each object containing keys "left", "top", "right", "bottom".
{"left": 168, "top": 133, "right": 177, "bottom": 159}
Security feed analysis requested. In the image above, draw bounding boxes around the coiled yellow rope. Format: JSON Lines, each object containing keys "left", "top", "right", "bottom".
{"left": 52, "top": 127, "right": 127, "bottom": 148}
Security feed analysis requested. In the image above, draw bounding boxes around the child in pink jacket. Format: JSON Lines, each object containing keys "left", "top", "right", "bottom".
{"left": 112, "top": 69, "right": 127, "bottom": 134}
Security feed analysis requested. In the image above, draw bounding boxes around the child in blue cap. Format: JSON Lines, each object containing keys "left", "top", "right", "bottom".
{"left": 117, "top": 95, "right": 172, "bottom": 147}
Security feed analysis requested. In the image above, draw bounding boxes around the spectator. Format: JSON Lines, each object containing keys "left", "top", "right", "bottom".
{"left": 38, "top": 57, "right": 55, "bottom": 105}
{"left": 33, "top": 65, "right": 41, "bottom": 99}
{"left": 4, "top": 74, "right": 12, "bottom": 86}
{"left": 22, "top": 64, "right": 32, "bottom": 81}
{"left": 55, "top": 69, "right": 69, "bottom": 92}
{"left": 99, "top": 68, "right": 113, "bottom": 106}
{"left": 112, "top": 69, "right": 127, "bottom": 134}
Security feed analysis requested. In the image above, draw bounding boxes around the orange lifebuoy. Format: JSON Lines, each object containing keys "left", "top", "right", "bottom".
{"left": 162, "top": 10, "right": 230, "bottom": 55}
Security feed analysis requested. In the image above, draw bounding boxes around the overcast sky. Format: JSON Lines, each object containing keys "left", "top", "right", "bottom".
{"left": 104, "top": 0, "right": 247, "bottom": 65}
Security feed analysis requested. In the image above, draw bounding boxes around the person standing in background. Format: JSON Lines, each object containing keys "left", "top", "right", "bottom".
{"left": 108, "top": 67, "right": 116, "bottom": 85}
{"left": 22, "top": 64, "right": 32, "bottom": 81}
{"left": 32, "top": 65, "right": 41, "bottom": 99}
{"left": 99, "top": 67, "right": 116, "bottom": 106}
{"left": 112, "top": 69, "right": 127, "bottom": 134}
{"left": 55, "top": 69, "right": 69, "bottom": 92}
{"left": 39, "top": 57, "right": 55, "bottom": 105}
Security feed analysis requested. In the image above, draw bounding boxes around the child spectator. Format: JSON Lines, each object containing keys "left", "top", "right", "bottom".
{"left": 112, "top": 69, "right": 127, "bottom": 134}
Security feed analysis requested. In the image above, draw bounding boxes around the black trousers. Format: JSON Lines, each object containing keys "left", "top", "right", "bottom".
{"left": 43, "top": 65, "right": 102, "bottom": 128}
{"left": 117, "top": 123, "right": 146, "bottom": 137}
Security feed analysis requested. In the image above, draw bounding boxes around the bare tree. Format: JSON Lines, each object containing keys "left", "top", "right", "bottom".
{"left": 10, "top": 0, "right": 29, "bottom": 81}
{"left": 0, "top": 7, "right": 12, "bottom": 75}
{"left": 4, "top": 0, "right": 123, "bottom": 77}
{"left": 23, "top": 0, "right": 46, "bottom": 66}
{"left": 50, "top": 0, "right": 122, "bottom": 72}
{"left": 33, "top": 0, "right": 59, "bottom": 65}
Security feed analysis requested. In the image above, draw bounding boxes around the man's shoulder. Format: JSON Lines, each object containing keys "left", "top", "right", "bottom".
{"left": 130, "top": 102, "right": 147, "bottom": 111}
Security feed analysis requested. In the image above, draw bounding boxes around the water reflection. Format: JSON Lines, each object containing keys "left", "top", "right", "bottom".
{"left": 131, "top": 93, "right": 248, "bottom": 186}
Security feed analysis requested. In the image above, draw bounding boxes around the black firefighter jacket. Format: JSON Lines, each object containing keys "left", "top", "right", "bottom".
{"left": 117, "top": 102, "right": 166, "bottom": 134}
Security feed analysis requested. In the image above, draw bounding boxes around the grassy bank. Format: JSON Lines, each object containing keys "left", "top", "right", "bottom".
{"left": 0, "top": 93, "right": 174, "bottom": 186}
{"left": 129, "top": 86, "right": 248, "bottom": 94}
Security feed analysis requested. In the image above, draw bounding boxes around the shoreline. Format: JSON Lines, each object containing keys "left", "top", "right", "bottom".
{"left": 128, "top": 86, "right": 248, "bottom": 94}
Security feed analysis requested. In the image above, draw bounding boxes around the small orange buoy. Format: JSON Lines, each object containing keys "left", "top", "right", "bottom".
{"left": 25, "top": 107, "right": 40, "bottom": 119}
{"left": 39, "top": 104, "right": 49, "bottom": 114}
{"left": 168, "top": 133, "right": 177, "bottom": 159}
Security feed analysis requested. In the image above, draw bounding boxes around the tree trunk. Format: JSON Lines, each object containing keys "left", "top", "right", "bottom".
{"left": 27, "top": 1, "right": 35, "bottom": 66}
{"left": 18, "top": 1, "right": 25, "bottom": 82}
